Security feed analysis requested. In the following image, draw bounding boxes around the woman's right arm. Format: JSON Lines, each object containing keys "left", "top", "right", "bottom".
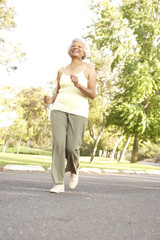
{"left": 44, "top": 68, "right": 63, "bottom": 104}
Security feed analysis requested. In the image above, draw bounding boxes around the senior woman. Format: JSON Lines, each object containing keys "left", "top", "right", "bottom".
{"left": 44, "top": 38, "right": 96, "bottom": 193}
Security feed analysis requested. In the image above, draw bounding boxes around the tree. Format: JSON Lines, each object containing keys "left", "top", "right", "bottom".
{"left": 17, "top": 87, "right": 51, "bottom": 148}
{"left": 85, "top": 0, "right": 135, "bottom": 161}
{"left": 0, "top": 0, "right": 25, "bottom": 68}
{"left": 0, "top": 85, "right": 18, "bottom": 152}
{"left": 85, "top": 0, "right": 160, "bottom": 162}
{"left": 0, "top": 86, "right": 52, "bottom": 152}
{"left": 106, "top": 0, "right": 160, "bottom": 162}
{"left": 0, "top": 0, "right": 16, "bottom": 31}
{"left": 88, "top": 98, "right": 106, "bottom": 162}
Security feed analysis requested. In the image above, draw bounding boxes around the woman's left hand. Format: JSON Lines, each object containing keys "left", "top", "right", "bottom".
{"left": 70, "top": 74, "right": 79, "bottom": 87}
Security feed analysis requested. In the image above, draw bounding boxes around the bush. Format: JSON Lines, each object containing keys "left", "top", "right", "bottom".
{"left": 138, "top": 142, "right": 160, "bottom": 160}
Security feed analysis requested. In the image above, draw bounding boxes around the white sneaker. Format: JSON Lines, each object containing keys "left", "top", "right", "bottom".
{"left": 50, "top": 184, "right": 65, "bottom": 193}
{"left": 69, "top": 170, "right": 79, "bottom": 189}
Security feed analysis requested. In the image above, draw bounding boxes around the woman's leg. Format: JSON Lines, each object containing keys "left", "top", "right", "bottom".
{"left": 50, "top": 110, "right": 67, "bottom": 184}
{"left": 65, "top": 114, "right": 88, "bottom": 174}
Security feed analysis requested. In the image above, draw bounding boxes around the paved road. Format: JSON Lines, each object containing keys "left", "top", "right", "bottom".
{"left": 0, "top": 171, "right": 160, "bottom": 240}
{"left": 139, "top": 161, "right": 160, "bottom": 167}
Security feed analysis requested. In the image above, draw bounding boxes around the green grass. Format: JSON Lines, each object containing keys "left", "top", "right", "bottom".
{"left": 0, "top": 153, "right": 160, "bottom": 172}
{"left": 1, "top": 146, "right": 52, "bottom": 156}
{"left": 83, "top": 157, "right": 160, "bottom": 172}
{"left": 0, "top": 153, "right": 52, "bottom": 170}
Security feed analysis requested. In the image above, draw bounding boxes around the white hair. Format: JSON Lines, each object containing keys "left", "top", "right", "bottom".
{"left": 68, "top": 38, "right": 90, "bottom": 60}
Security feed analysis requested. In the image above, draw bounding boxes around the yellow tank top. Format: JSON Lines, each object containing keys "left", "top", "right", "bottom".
{"left": 52, "top": 68, "right": 89, "bottom": 118}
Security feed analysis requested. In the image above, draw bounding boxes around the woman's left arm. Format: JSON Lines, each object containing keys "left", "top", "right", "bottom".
{"left": 71, "top": 63, "right": 96, "bottom": 99}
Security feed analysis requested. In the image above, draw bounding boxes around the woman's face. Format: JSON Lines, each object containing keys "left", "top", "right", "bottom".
{"left": 69, "top": 41, "right": 85, "bottom": 59}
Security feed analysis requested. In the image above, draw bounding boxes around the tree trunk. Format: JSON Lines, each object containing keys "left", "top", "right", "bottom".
{"left": 118, "top": 135, "right": 131, "bottom": 162}
{"left": 116, "top": 151, "right": 121, "bottom": 161}
{"left": 2, "top": 135, "right": 7, "bottom": 152}
{"left": 90, "top": 113, "right": 106, "bottom": 163}
{"left": 27, "top": 140, "right": 30, "bottom": 152}
{"left": 2, "top": 143, "right": 7, "bottom": 153}
{"left": 90, "top": 134, "right": 102, "bottom": 162}
{"left": 2, "top": 122, "right": 22, "bottom": 153}
{"left": 2, "top": 138, "right": 10, "bottom": 153}
{"left": 131, "top": 134, "right": 138, "bottom": 163}
{"left": 17, "top": 139, "right": 21, "bottom": 154}
{"left": 110, "top": 131, "right": 123, "bottom": 162}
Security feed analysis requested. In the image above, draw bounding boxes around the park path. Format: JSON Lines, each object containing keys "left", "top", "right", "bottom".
{"left": 0, "top": 171, "right": 160, "bottom": 240}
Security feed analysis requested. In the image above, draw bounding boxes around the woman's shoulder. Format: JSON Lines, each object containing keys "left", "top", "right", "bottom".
{"left": 58, "top": 64, "right": 70, "bottom": 74}
{"left": 57, "top": 66, "right": 67, "bottom": 78}
{"left": 58, "top": 67, "right": 65, "bottom": 74}
{"left": 84, "top": 62, "right": 95, "bottom": 73}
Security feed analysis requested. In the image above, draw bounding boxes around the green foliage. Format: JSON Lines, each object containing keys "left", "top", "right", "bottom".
{"left": 0, "top": 0, "right": 16, "bottom": 30}
{"left": 0, "top": 86, "right": 52, "bottom": 151}
{"left": 121, "top": 0, "right": 160, "bottom": 58}
{"left": 85, "top": 0, "right": 160, "bottom": 162}
{"left": 83, "top": 0, "right": 132, "bottom": 158}
{"left": 139, "top": 142, "right": 160, "bottom": 160}
{"left": 0, "top": 0, "right": 25, "bottom": 66}
{"left": 80, "top": 140, "right": 94, "bottom": 156}
{"left": 18, "top": 87, "right": 47, "bottom": 138}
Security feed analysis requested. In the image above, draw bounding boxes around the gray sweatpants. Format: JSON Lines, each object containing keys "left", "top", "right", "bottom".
{"left": 50, "top": 110, "right": 88, "bottom": 184}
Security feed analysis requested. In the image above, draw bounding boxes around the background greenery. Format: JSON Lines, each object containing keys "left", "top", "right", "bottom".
{"left": 0, "top": 0, "right": 160, "bottom": 166}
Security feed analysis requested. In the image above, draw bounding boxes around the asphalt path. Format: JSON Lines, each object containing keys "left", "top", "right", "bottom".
{"left": 0, "top": 171, "right": 160, "bottom": 240}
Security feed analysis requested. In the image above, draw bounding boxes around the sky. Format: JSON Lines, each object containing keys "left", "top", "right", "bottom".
{"left": 1, "top": 0, "right": 92, "bottom": 89}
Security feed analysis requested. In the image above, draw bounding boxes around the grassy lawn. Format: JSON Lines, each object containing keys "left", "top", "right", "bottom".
{"left": 0, "top": 153, "right": 52, "bottom": 170}
{"left": 0, "top": 152, "right": 160, "bottom": 172}
{"left": 1, "top": 146, "right": 52, "bottom": 156}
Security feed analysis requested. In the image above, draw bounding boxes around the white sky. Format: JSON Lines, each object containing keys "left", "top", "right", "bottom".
{"left": 1, "top": 0, "right": 92, "bottom": 89}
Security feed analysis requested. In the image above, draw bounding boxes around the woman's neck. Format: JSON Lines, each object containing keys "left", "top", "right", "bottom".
{"left": 70, "top": 58, "right": 83, "bottom": 66}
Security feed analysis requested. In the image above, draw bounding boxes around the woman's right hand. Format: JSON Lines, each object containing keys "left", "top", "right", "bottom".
{"left": 44, "top": 95, "right": 53, "bottom": 104}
